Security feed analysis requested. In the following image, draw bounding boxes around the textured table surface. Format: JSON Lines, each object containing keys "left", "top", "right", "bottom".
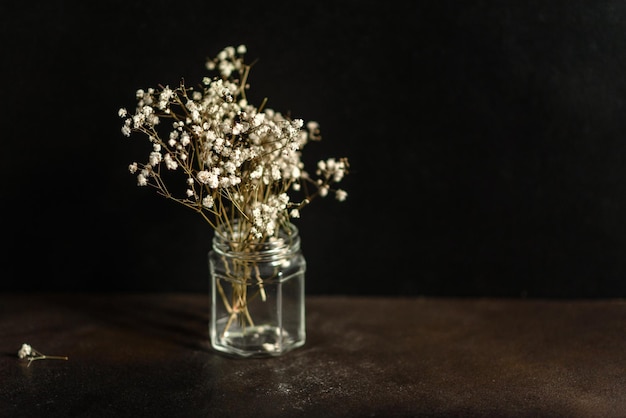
{"left": 0, "top": 293, "right": 625, "bottom": 417}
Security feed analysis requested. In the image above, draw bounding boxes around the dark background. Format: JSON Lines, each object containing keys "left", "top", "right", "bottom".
{"left": 3, "top": 0, "right": 626, "bottom": 298}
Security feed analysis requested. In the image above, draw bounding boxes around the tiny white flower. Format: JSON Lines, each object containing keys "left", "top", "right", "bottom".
{"left": 164, "top": 154, "right": 178, "bottom": 170}
{"left": 149, "top": 151, "right": 162, "bottom": 167}
{"left": 18, "top": 344, "right": 32, "bottom": 359}
{"left": 137, "top": 173, "right": 148, "bottom": 186}
{"left": 197, "top": 170, "right": 211, "bottom": 184}
{"left": 180, "top": 132, "right": 191, "bottom": 146}
{"left": 202, "top": 195, "right": 214, "bottom": 208}
{"left": 306, "top": 121, "right": 319, "bottom": 131}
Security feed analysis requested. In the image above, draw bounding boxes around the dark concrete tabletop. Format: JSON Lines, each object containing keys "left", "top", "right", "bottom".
{"left": 0, "top": 293, "right": 624, "bottom": 417}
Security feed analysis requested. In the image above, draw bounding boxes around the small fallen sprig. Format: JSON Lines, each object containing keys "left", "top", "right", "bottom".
{"left": 17, "top": 343, "right": 68, "bottom": 367}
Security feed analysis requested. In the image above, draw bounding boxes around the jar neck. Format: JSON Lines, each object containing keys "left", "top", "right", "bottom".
{"left": 212, "top": 220, "right": 300, "bottom": 260}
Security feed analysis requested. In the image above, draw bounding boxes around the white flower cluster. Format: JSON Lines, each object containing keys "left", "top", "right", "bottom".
{"left": 17, "top": 343, "right": 33, "bottom": 359}
{"left": 119, "top": 45, "right": 349, "bottom": 242}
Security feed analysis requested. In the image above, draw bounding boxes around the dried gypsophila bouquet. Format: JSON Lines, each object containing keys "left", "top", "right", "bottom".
{"left": 118, "top": 44, "right": 348, "bottom": 240}
{"left": 118, "top": 45, "right": 349, "bottom": 331}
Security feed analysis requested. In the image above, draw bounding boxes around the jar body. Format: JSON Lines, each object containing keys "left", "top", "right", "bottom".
{"left": 209, "top": 222, "right": 306, "bottom": 357}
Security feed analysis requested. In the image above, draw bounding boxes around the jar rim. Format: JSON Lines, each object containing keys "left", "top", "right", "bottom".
{"left": 212, "top": 219, "right": 300, "bottom": 258}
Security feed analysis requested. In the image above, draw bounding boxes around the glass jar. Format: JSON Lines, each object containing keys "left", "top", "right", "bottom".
{"left": 209, "top": 221, "right": 306, "bottom": 357}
